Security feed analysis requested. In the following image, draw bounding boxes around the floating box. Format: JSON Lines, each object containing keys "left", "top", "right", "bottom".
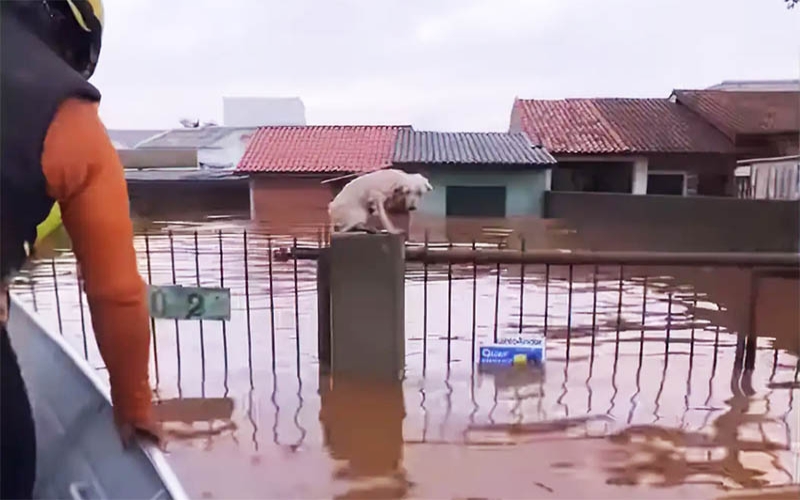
{"left": 478, "top": 336, "right": 545, "bottom": 366}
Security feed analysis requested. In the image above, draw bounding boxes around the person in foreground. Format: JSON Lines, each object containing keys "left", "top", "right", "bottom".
{"left": 1, "top": 1, "right": 161, "bottom": 497}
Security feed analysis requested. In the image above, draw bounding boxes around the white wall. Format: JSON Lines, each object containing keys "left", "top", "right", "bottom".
{"left": 223, "top": 97, "right": 306, "bottom": 127}
{"left": 632, "top": 157, "right": 649, "bottom": 194}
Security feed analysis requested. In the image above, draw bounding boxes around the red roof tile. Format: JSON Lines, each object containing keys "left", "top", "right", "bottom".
{"left": 512, "top": 98, "right": 735, "bottom": 155}
{"left": 672, "top": 90, "right": 800, "bottom": 138}
{"left": 236, "top": 125, "right": 409, "bottom": 173}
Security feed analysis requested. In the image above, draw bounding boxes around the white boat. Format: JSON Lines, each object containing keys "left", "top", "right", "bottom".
{"left": 6, "top": 295, "right": 188, "bottom": 500}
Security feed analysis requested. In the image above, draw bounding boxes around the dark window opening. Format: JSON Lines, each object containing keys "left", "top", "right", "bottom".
{"left": 551, "top": 163, "right": 632, "bottom": 193}
{"left": 446, "top": 186, "right": 506, "bottom": 217}
{"left": 647, "top": 173, "right": 684, "bottom": 195}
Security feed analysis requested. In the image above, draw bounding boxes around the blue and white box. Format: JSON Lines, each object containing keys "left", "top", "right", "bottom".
{"left": 478, "top": 336, "right": 546, "bottom": 366}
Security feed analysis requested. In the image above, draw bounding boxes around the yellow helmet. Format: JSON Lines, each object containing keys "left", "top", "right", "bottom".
{"left": 7, "top": 0, "right": 105, "bottom": 78}
{"left": 60, "top": 0, "right": 105, "bottom": 78}
{"left": 64, "top": 0, "right": 104, "bottom": 33}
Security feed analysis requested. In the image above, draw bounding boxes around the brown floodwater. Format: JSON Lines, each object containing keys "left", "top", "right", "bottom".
{"left": 10, "top": 210, "right": 800, "bottom": 499}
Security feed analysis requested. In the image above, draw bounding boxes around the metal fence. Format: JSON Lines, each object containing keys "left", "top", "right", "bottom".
{"left": 10, "top": 229, "right": 800, "bottom": 390}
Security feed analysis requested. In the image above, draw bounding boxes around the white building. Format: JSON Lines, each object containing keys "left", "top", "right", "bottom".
{"left": 736, "top": 155, "right": 800, "bottom": 200}
{"left": 134, "top": 126, "right": 257, "bottom": 170}
{"left": 222, "top": 96, "right": 306, "bottom": 127}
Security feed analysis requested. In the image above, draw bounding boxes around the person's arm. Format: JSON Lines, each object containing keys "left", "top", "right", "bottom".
{"left": 40, "top": 98, "right": 155, "bottom": 432}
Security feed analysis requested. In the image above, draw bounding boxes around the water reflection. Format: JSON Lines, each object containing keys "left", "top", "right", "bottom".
{"left": 319, "top": 375, "right": 409, "bottom": 499}
{"left": 8, "top": 212, "right": 799, "bottom": 498}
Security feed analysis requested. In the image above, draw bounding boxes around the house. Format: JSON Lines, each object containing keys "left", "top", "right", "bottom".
{"left": 107, "top": 129, "right": 163, "bottom": 149}
{"left": 222, "top": 96, "right": 306, "bottom": 127}
{"left": 110, "top": 127, "right": 253, "bottom": 219}
{"left": 670, "top": 89, "right": 799, "bottom": 160}
{"left": 509, "top": 97, "right": 737, "bottom": 196}
{"left": 735, "top": 154, "right": 800, "bottom": 200}
{"left": 135, "top": 126, "right": 257, "bottom": 170}
{"left": 236, "top": 125, "right": 408, "bottom": 228}
{"left": 706, "top": 79, "right": 799, "bottom": 91}
{"left": 392, "top": 129, "right": 555, "bottom": 217}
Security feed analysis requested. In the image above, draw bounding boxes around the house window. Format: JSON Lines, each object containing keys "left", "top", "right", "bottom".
{"left": 647, "top": 172, "right": 686, "bottom": 196}
{"left": 446, "top": 186, "right": 506, "bottom": 217}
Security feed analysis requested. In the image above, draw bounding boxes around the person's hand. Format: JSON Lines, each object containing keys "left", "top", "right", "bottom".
{"left": 115, "top": 415, "right": 165, "bottom": 451}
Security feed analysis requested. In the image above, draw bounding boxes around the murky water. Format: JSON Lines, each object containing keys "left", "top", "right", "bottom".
{"left": 10, "top": 213, "right": 799, "bottom": 498}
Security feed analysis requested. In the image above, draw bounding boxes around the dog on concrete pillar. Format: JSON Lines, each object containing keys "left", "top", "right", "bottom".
{"left": 328, "top": 169, "right": 433, "bottom": 234}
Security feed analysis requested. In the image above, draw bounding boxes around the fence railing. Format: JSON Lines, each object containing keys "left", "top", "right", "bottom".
{"left": 10, "top": 229, "right": 800, "bottom": 390}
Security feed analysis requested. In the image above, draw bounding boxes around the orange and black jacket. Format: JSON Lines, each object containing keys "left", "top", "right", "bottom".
{"left": 1, "top": 11, "right": 153, "bottom": 426}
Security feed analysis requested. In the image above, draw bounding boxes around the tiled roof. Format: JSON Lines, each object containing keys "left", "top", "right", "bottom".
{"left": 138, "top": 126, "right": 255, "bottom": 149}
{"left": 672, "top": 90, "right": 800, "bottom": 138}
{"left": 236, "top": 125, "right": 408, "bottom": 173}
{"left": 393, "top": 129, "right": 555, "bottom": 165}
{"left": 513, "top": 98, "right": 735, "bottom": 155}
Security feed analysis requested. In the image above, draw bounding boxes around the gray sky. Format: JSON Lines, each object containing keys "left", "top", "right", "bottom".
{"left": 93, "top": 0, "right": 799, "bottom": 131}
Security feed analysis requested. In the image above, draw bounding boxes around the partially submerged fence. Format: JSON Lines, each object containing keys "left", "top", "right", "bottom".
{"left": 9, "top": 229, "right": 800, "bottom": 390}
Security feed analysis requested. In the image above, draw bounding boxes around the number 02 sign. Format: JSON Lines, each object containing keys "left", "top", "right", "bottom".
{"left": 147, "top": 285, "right": 231, "bottom": 321}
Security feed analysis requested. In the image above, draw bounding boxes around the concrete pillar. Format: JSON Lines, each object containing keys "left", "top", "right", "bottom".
{"left": 632, "top": 157, "right": 649, "bottom": 194}
{"left": 328, "top": 232, "right": 405, "bottom": 380}
{"left": 317, "top": 249, "right": 332, "bottom": 372}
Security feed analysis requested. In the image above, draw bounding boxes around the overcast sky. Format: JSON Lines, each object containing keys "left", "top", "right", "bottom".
{"left": 92, "top": 0, "right": 799, "bottom": 131}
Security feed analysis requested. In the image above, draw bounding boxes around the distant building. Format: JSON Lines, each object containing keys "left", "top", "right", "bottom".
{"left": 509, "top": 88, "right": 800, "bottom": 198}
{"left": 510, "top": 97, "right": 736, "bottom": 197}
{"left": 392, "top": 130, "right": 555, "bottom": 217}
{"left": 135, "top": 126, "right": 257, "bottom": 170}
{"left": 670, "top": 89, "right": 800, "bottom": 160}
{"left": 237, "top": 125, "right": 405, "bottom": 226}
{"left": 222, "top": 97, "right": 306, "bottom": 127}
{"left": 107, "top": 129, "right": 163, "bottom": 149}
{"left": 735, "top": 155, "right": 800, "bottom": 200}
{"left": 706, "top": 79, "right": 800, "bottom": 91}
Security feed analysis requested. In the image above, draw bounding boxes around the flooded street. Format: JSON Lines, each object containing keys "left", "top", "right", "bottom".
{"left": 10, "top": 213, "right": 799, "bottom": 499}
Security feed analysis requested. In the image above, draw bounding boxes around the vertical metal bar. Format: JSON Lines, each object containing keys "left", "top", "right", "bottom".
{"left": 51, "top": 259, "right": 63, "bottom": 336}
{"left": 744, "top": 269, "right": 759, "bottom": 371}
{"left": 169, "top": 231, "right": 182, "bottom": 381}
{"left": 268, "top": 237, "right": 276, "bottom": 369}
{"left": 144, "top": 234, "right": 159, "bottom": 386}
{"left": 640, "top": 275, "right": 648, "bottom": 360}
{"left": 590, "top": 264, "right": 598, "bottom": 357}
{"left": 76, "top": 263, "right": 88, "bottom": 360}
{"left": 544, "top": 264, "right": 550, "bottom": 337}
{"left": 218, "top": 231, "right": 228, "bottom": 378}
{"left": 518, "top": 238, "right": 526, "bottom": 334}
{"left": 615, "top": 265, "right": 624, "bottom": 358}
{"left": 566, "top": 264, "right": 574, "bottom": 361}
{"left": 447, "top": 242, "right": 453, "bottom": 366}
{"left": 665, "top": 291, "right": 673, "bottom": 357}
{"left": 422, "top": 231, "right": 429, "bottom": 373}
{"left": 690, "top": 289, "right": 698, "bottom": 362}
{"left": 773, "top": 347, "right": 780, "bottom": 372}
{"left": 493, "top": 243, "right": 501, "bottom": 343}
{"left": 29, "top": 277, "right": 38, "bottom": 312}
{"left": 293, "top": 238, "right": 301, "bottom": 376}
{"left": 243, "top": 230, "right": 253, "bottom": 387}
{"left": 193, "top": 231, "right": 206, "bottom": 383}
{"left": 471, "top": 239, "right": 477, "bottom": 366}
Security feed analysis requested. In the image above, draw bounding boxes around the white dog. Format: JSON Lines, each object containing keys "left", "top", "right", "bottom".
{"left": 328, "top": 169, "right": 433, "bottom": 234}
